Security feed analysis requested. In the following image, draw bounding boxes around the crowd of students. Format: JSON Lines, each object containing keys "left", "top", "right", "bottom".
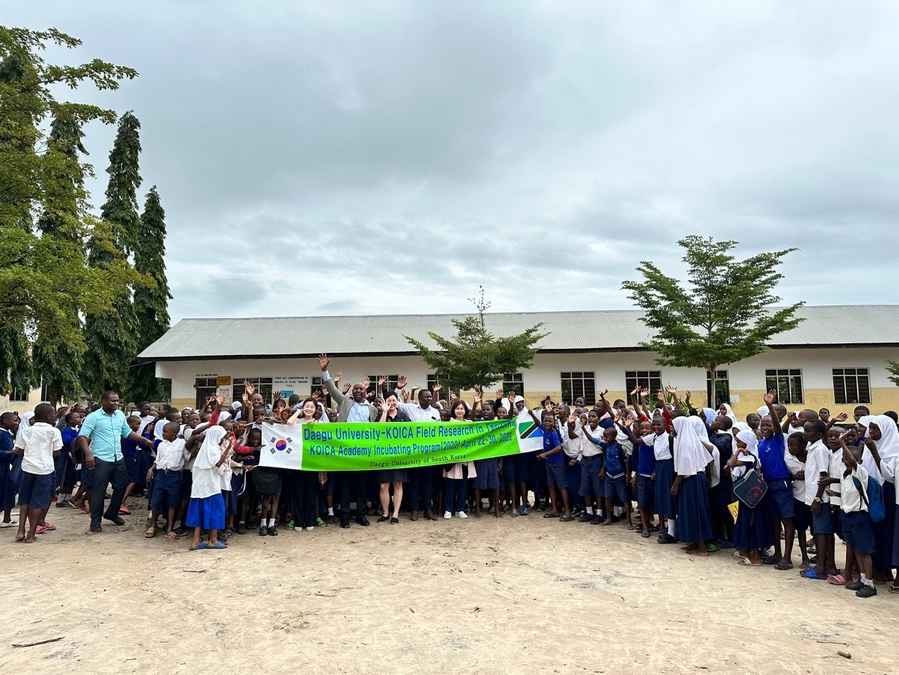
{"left": 2, "top": 353, "right": 896, "bottom": 599}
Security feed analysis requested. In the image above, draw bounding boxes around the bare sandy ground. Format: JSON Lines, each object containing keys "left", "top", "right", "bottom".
{"left": 1, "top": 500, "right": 897, "bottom": 675}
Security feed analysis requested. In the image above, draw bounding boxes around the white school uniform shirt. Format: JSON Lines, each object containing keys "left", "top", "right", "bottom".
{"left": 804, "top": 440, "right": 829, "bottom": 506}
{"left": 840, "top": 464, "right": 869, "bottom": 514}
{"left": 828, "top": 449, "right": 844, "bottom": 507}
{"left": 577, "top": 423, "right": 601, "bottom": 460}
{"left": 137, "top": 415, "right": 156, "bottom": 436}
{"left": 783, "top": 451, "right": 806, "bottom": 501}
{"left": 561, "top": 421, "right": 580, "bottom": 459}
{"left": 154, "top": 438, "right": 186, "bottom": 472}
{"left": 651, "top": 432, "right": 672, "bottom": 461}
{"left": 15, "top": 422, "right": 63, "bottom": 475}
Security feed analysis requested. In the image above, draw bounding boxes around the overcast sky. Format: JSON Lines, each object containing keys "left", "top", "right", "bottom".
{"left": 11, "top": 2, "right": 899, "bottom": 322}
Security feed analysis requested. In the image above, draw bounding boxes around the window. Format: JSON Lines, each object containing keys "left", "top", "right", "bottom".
{"left": 706, "top": 370, "right": 730, "bottom": 408}
{"left": 311, "top": 376, "right": 331, "bottom": 408}
{"left": 232, "top": 377, "right": 274, "bottom": 404}
{"left": 625, "top": 371, "right": 662, "bottom": 396}
{"left": 561, "top": 372, "right": 596, "bottom": 406}
{"left": 502, "top": 373, "right": 524, "bottom": 398}
{"left": 9, "top": 384, "right": 28, "bottom": 402}
{"left": 765, "top": 369, "right": 803, "bottom": 405}
{"left": 194, "top": 377, "right": 218, "bottom": 410}
{"left": 833, "top": 368, "right": 870, "bottom": 405}
{"left": 426, "top": 374, "right": 450, "bottom": 403}
{"left": 366, "top": 374, "right": 399, "bottom": 398}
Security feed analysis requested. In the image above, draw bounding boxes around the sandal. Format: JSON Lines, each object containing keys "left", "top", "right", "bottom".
{"left": 888, "top": 584, "right": 899, "bottom": 594}
{"left": 190, "top": 542, "right": 208, "bottom": 551}
{"left": 828, "top": 574, "right": 847, "bottom": 586}
{"left": 774, "top": 560, "right": 794, "bottom": 571}
{"left": 145, "top": 527, "right": 157, "bottom": 538}
{"left": 165, "top": 531, "right": 179, "bottom": 540}
{"left": 802, "top": 569, "right": 829, "bottom": 580}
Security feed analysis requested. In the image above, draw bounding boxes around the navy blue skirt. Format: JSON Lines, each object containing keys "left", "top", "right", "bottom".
{"left": 876, "top": 481, "right": 895, "bottom": 570}
{"left": 187, "top": 494, "right": 225, "bottom": 530}
{"left": 654, "top": 459, "right": 676, "bottom": 517}
{"left": 732, "top": 501, "right": 776, "bottom": 550}
{"left": 676, "top": 473, "right": 714, "bottom": 543}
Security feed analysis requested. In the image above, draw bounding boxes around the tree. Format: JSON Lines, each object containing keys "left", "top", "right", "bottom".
{"left": 887, "top": 361, "right": 899, "bottom": 388}
{"left": 0, "top": 26, "right": 140, "bottom": 398}
{"left": 130, "top": 186, "right": 171, "bottom": 402}
{"left": 81, "top": 111, "right": 143, "bottom": 399}
{"left": 621, "top": 236, "right": 804, "bottom": 407}
{"left": 405, "top": 287, "right": 548, "bottom": 394}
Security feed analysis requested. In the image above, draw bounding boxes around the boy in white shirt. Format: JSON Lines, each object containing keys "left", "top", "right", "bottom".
{"left": 145, "top": 422, "right": 187, "bottom": 540}
{"left": 836, "top": 436, "right": 877, "bottom": 597}
{"left": 803, "top": 420, "right": 837, "bottom": 580}
{"left": 14, "top": 404, "right": 62, "bottom": 543}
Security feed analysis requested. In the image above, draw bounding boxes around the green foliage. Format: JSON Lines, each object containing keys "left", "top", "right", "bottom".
{"left": 621, "top": 236, "right": 804, "bottom": 403}
{"left": 0, "top": 325, "right": 33, "bottom": 398}
{"left": 405, "top": 287, "right": 548, "bottom": 392}
{"left": 887, "top": 360, "right": 899, "bottom": 388}
{"left": 130, "top": 186, "right": 171, "bottom": 402}
{"left": 0, "top": 26, "right": 141, "bottom": 400}
{"left": 82, "top": 112, "right": 145, "bottom": 400}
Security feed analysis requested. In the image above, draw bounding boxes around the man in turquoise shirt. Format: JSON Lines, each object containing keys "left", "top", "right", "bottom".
{"left": 78, "top": 391, "right": 153, "bottom": 532}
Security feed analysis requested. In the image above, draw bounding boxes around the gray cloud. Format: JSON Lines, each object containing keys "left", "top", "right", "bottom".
{"left": 11, "top": 1, "right": 899, "bottom": 322}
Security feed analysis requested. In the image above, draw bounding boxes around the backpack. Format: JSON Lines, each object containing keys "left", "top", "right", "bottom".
{"left": 852, "top": 475, "right": 885, "bottom": 523}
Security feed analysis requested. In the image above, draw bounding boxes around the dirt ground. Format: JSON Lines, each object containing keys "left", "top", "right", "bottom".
{"left": 1, "top": 498, "right": 897, "bottom": 675}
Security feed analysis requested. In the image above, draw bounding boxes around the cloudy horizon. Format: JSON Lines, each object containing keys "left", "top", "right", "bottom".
{"left": 10, "top": 1, "right": 899, "bottom": 323}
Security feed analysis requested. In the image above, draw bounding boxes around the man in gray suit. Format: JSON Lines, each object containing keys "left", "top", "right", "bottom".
{"left": 319, "top": 354, "right": 378, "bottom": 528}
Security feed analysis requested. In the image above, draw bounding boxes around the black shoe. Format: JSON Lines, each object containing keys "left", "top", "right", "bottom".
{"left": 259, "top": 526, "right": 267, "bottom": 536}
{"left": 377, "top": 515, "right": 389, "bottom": 523}
{"left": 267, "top": 526, "right": 278, "bottom": 536}
{"left": 56, "top": 500, "right": 74, "bottom": 508}
{"left": 103, "top": 514, "right": 125, "bottom": 526}
{"left": 657, "top": 533, "right": 678, "bottom": 544}
{"left": 590, "top": 516, "right": 603, "bottom": 525}
{"left": 174, "top": 525, "right": 190, "bottom": 536}
{"left": 340, "top": 515, "right": 350, "bottom": 529}
{"left": 845, "top": 580, "right": 864, "bottom": 591}
{"left": 856, "top": 584, "right": 877, "bottom": 598}
{"left": 236, "top": 523, "right": 247, "bottom": 535}
{"left": 355, "top": 515, "right": 370, "bottom": 527}
{"left": 90, "top": 525, "right": 102, "bottom": 533}
{"left": 578, "top": 513, "right": 591, "bottom": 522}
{"left": 325, "top": 515, "right": 335, "bottom": 525}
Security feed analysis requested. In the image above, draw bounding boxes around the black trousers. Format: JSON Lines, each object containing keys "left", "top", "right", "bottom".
{"left": 337, "top": 471, "right": 367, "bottom": 516}
{"left": 291, "top": 470, "right": 319, "bottom": 528}
{"left": 90, "top": 457, "right": 128, "bottom": 529}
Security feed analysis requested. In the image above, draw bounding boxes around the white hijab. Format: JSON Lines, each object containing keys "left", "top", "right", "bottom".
{"left": 673, "top": 416, "right": 713, "bottom": 476}
{"left": 719, "top": 403, "right": 738, "bottom": 424}
{"left": 866, "top": 415, "right": 899, "bottom": 484}
{"left": 194, "top": 426, "right": 227, "bottom": 470}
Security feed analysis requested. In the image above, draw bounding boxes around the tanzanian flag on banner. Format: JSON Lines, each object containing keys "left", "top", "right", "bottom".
{"left": 259, "top": 417, "right": 541, "bottom": 471}
{"left": 516, "top": 410, "right": 544, "bottom": 453}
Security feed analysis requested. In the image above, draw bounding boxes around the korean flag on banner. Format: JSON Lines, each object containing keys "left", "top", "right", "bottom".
{"left": 259, "top": 423, "right": 303, "bottom": 470}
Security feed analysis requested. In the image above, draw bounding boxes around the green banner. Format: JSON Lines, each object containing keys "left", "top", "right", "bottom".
{"left": 259, "top": 419, "right": 529, "bottom": 471}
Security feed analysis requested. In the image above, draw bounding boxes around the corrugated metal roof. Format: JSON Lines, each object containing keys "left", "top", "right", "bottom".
{"left": 138, "top": 305, "right": 899, "bottom": 361}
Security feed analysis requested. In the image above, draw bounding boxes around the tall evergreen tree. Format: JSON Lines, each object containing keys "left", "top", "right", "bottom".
{"left": 32, "top": 114, "right": 89, "bottom": 403}
{"left": 81, "top": 111, "right": 142, "bottom": 399}
{"left": 0, "top": 27, "right": 139, "bottom": 400}
{"left": 130, "top": 186, "right": 171, "bottom": 402}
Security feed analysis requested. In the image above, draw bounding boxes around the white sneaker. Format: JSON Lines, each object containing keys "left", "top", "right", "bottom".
{"left": 305, "top": 526, "right": 315, "bottom": 531}
{"left": 443, "top": 511, "right": 452, "bottom": 519}
{"left": 455, "top": 511, "right": 468, "bottom": 519}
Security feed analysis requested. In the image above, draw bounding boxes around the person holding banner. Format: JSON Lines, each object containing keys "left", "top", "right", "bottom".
{"left": 286, "top": 399, "right": 327, "bottom": 531}
{"left": 443, "top": 399, "right": 477, "bottom": 519}
{"left": 394, "top": 375, "right": 443, "bottom": 522}
{"left": 318, "top": 354, "right": 378, "bottom": 528}
{"left": 375, "top": 393, "right": 411, "bottom": 524}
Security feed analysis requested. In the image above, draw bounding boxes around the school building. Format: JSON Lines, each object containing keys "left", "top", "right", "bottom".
{"left": 127, "top": 305, "right": 899, "bottom": 419}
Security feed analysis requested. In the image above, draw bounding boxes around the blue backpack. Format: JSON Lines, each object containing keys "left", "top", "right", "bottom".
{"left": 852, "top": 475, "right": 885, "bottom": 523}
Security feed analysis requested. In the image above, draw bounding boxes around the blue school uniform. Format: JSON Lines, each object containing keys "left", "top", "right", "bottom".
{"left": 55, "top": 426, "right": 80, "bottom": 492}
{"left": 676, "top": 473, "right": 714, "bottom": 543}
{"left": 122, "top": 437, "right": 143, "bottom": 485}
{"left": 0, "top": 429, "right": 17, "bottom": 511}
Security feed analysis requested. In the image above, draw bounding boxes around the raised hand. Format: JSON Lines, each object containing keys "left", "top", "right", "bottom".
{"left": 362, "top": 376, "right": 371, "bottom": 390}
{"left": 656, "top": 390, "right": 665, "bottom": 402}
{"left": 318, "top": 353, "right": 330, "bottom": 371}
{"left": 473, "top": 391, "right": 482, "bottom": 404}
{"left": 684, "top": 391, "right": 691, "bottom": 403}
{"left": 244, "top": 380, "right": 255, "bottom": 396}
{"left": 568, "top": 413, "right": 577, "bottom": 424}
{"left": 763, "top": 389, "right": 777, "bottom": 405}
{"left": 377, "top": 375, "right": 387, "bottom": 388}
{"left": 401, "top": 390, "right": 410, "bottom": 403}
{"left": 397, "top": 375, "right": 407, "bottom": 389}
{"left": 599, "top": 389, "right": 608, "bottom": 398}
{"left": 333, "top": 372, "right": 341, "bottom": 383}
{"left": 665, "top": 385, "right": 677, "bottom": 395}
{"left": 433, "top": 384, "right": 443, "bottom": 394}
{"left": 214, "top": 393, "right": 224, "bottom": 406}
{"left": 341, "top": 383, "right": 351, "bottom": 395}
{"left": 835, "top": 412, "right": 848, "bottom": 422}
{"left": 496, "top": 389, "right": 504, "bottom": 400}
{"left": 273, "top": 391, "right": 281, "bottom": 402}
{"left": 640, "top": 387, "right": 649, "bottom": 399}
